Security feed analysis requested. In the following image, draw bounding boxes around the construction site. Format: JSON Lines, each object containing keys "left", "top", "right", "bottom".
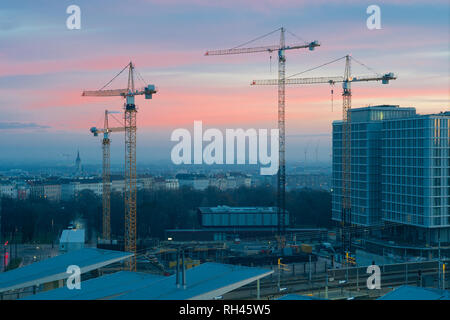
{"left": 1, "top": 22, "right": 449, "bottom": 303}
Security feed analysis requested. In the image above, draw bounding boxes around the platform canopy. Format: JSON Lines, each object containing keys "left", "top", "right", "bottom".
{"left": 378, "top": 285, "right": 450, "bottom": 300}
{"left": 0, "top": 248, "right": 133, "bottom": 293}
{"left": 26, "top": 262, "right": 273, "bottom": 300}
{"left": 278, "top": 294, "right": 325, "bottom": 300}
{"left": 24, "top": 271, "right": 163, "bottom": 300}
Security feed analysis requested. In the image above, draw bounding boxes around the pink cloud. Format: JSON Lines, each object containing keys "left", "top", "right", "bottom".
{"left": 0, "top": 51, "right": 203, "bottom": 77}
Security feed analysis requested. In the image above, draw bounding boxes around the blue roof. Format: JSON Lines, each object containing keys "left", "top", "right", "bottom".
{"left": 378, "top": 285, "right": 450, "bottom": 300}
{"left": 0, "top": 248, "right": 133, "bottom": 293}
{"left": 24, "top": 271, "right": 163, "bottom": 300}
{"left": 26, "top": 262, "right": 273, "bottom": 300}
{"left": 113, "top": 262, "right": 273, "bottom": 300}
{"left": 278, "top": 294, "right": 325, "bottom": 300}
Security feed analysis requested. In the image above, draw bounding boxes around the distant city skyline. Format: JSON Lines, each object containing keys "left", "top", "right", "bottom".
{"left": 0, "top": 1, "right": 448, "bottom": 164}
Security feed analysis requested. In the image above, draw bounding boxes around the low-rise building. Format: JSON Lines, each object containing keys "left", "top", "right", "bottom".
{"left": 0, "top": 183, "right": 16, "bottom": 199}
{"left": 176, "top": 173, "right": 210, "bottom": 190}
{"left": 43, "top": 184, "right": 61, "bottom": 202}
{"left": 59, "top": 228, "right": 85, "bottom": 253}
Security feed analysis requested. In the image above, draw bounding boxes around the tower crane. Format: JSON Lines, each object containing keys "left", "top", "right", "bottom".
{"left": 90, "top": 110, "right": 124, "bottom": 241}
{"left": 83, "top": 62, "right": 157, "bottom": 271}
{"left": 205, "top": 27, "right": 320, "bottom": 242}
{"left": 251, "top": 55, "right": 396, "bottom": 257}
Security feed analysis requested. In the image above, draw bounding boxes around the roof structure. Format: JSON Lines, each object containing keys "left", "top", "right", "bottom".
{"left": 277, "top": 294, "right": 325, "bottom": 300}
{"left": 198, "top": 206, "right": 281, "bottom": 214}
{"left": 24, "top": 271, "right": 164, "bottom": 300}
{"left": 59, "top": 229, "right": 85, "bottom": 243}
{"left": 0, "top": 248, "right": 133, "bottom": 293}
{"left": 378, "top": 285, "right": 450, "bottom": 300}
{"left": 26, "top": 262, "right": 273, "bottom": 300}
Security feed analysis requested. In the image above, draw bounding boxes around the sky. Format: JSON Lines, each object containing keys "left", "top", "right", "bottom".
{"left": 0, "top": 0, "right": 448, "bottom": 166}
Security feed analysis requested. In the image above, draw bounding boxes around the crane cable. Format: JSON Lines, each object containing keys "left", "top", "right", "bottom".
{"left": 99, "top": 62, "right": 131, "bottom": 91}
{"left": 287, "top": 55, "right": 347, "bottom": 79}
{"left": 231, "top": 27, "right": 282, "bottom": 49}
{"left": 350, "top": 56, "right": 382, "bottom": 77}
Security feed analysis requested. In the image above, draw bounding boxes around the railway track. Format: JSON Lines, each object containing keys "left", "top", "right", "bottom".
{"left": 224, "top": 266, "right": 444, "bottom": 299}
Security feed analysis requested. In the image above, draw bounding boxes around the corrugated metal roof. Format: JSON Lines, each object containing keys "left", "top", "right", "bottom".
{"left": 0, "top": 248, "right": 133, "bottom": 293}
{"left": 24, "top": 271, "right": 163, "bottom": 300}
{"left": 113, "top": 262, "right": 273, "bottom": 300}
{"left": 199, "top": 206, "right": 281, "bottom": 214}
{"left": 278, "top": 294, "right": 325, "bottom": 300}
{"left": 25, "top": 262, "right": 273, "bottom": 300}
{"left": 378, "top": 285, "right": 450, "bottom": 300}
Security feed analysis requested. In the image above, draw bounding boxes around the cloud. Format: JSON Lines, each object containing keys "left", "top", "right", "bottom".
{"left": 0, "top": 122, "right": 50, "bottom": 130}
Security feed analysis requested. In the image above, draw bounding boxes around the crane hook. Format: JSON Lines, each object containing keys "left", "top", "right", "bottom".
{"left": 269, "top": 55, "right": 272, "bottom": 73}
{"left": 330, "top": 84, "right": 335, "bottom": 112}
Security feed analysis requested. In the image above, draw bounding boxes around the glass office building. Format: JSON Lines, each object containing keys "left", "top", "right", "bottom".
{"left": 332, "top": 106, "right": 450, "bottom": 244}
{"left": 381, "top": 111, "right": 450, "bottom": 244}
{"left": 332, "top": 105, "right": 416, "bottom": 227}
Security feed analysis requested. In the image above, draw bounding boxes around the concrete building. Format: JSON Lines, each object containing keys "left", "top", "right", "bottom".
{"left": 43, "top": 184, "right": 61, "bottom": 202}
{"left": 59, "top": 228, "right": 85, "bottom": 253}
{"left": 286, "top": 173, "right": 331, "bottom": 191}
{"left": 139, "top": 176, "right": 154, "bottom": 190}
{"left": 0, "top": 183, "right": 16, "bottom": 199}
{"left": 61, "top": 183, "right": 75, "bottom": 201}
{"left": 199, "top": 206, "right": 288, "bottom": 228}
{"left": 332, "top": 106, "right": 449, "bottom": 245}
{"left": 73, "top": 179, "right": 103, "bottom": 197}
{"left": 176, "top": 173, "right": 210, "bottom": 190}
{"left": 111, "top": 178, "right": 125, "bottom": 193}
{"left": 164, "top": 178, "right": 179, "bottom": 190}
{"left": 152, "top": 177, "right": 180, "bottom": 190}
{"left": 29, "top": 182, "right": 45, "bottom": 199}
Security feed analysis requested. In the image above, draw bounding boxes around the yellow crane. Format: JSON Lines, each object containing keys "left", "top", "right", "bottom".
{"left": 83, "top": 62, "right": 157, "bottom": 270}
{"left": 251, "top": 55, "right": 396, "bottom": 256}
{"left": 90, "top": 110, "right": 124, "bottom": 241}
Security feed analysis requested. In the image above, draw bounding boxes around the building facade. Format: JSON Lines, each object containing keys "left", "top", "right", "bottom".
{"left": 198, "top": 205, "right": 289, "bottom": 228}
{"left": 332, "top": 106, "right": 449, "bottom": 245}
{"left": 381, "top": 112, "right": 450, "bottom": 244}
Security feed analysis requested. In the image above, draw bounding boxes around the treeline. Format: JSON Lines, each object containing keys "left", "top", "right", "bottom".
{"left": 0, "top": 186, "right": 331, "bottom": 243}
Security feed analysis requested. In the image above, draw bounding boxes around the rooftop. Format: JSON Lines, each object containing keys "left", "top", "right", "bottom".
{"left": 26, "top": 262, "right": 273, "bottom": 300}
{"left": 198, "top": 206, "right": 281, "bottom": 214}
{"left": 0, "top": 248, "right": 133, "bottom": 293}
{"left": 378, "top": 285, "right": 450, "bottom": 300}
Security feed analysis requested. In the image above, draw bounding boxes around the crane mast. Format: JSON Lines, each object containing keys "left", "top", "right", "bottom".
{"left": 278, "top": 29, "right": 287, "bottom": 236}
{"left": 102, "top": 137, "right": 111, "bottom": 240}
{"left": 102, "top": 112, "right": 112, "bottom": 241}
{"left": 124, "top": 79, "right": 138, "bottom": 271}
{"left": 341, "top": 55, "right": 352, "bottom": 255}
{"left": 90, "top": 111, "right": 124, "bottom": 241}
